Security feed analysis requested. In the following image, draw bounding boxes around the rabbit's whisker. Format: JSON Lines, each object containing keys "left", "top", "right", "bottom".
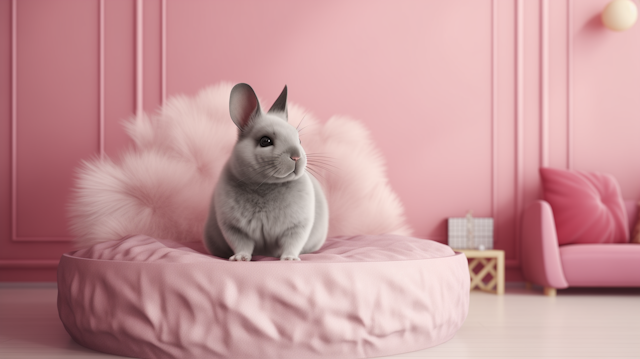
{"left": 306, "top": 163, "right": 337, "bottom": 177}
{"left": 305, "top": 154, "right": 337, "bottom": 162}
{"left": 255, "top": 167, "right": 280, "bottom": 190}
{"left": 306, "top": 158, "right": 339, "bottom": 169}
{"left": 305, "top": 153, "right": 335, "bottom": 159}
{"left": 238, "top": 162, "right": 278, "bottom": 184}
{"left": 305, "top": 167, "right": 327, "bottom": 182}
{"left": 306, "top": 159, "right": 339, "bottom": 169}
{"left": 297, "top": 124, "right": 312, "bottom": 134}
{"left": 296, "top": 113, "right": 308, "bottom": 130}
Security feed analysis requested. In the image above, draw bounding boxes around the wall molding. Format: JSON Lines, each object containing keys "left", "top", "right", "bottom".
{"left": 4, "top": 0, "right": 156, "bottom": 270}
{"left": 99, "top": 0, "right": 105, "bottom": 159}
{"left": 11, "top": 0, "right": 17, "bottom": 241}
{"left": 491, "top": 0, "right": 498, "bottom": 246}
{"left": 540, "top": 0, "right": 549, "bottom": 168}
{"left": 9, "top": 0, "right": 151, "bottom": 243}
{"left": 10, "top": 0, "right": 104, "bottom": 242}
{"left": 567, "top": 0, "right": 574, "bottom": 169}
{"left": 136, "top": 0, "right": 143, "bottom": 118}
{"left": 162, "top": 0, "right": 167, "bottom": 105}
{"left": 0, "top": 260, "right": 59, "bottom": 269}
{"left": 10, "top": 0, "right": 74, "bottom": 241}
{"left": 514, "top": 0, "right": 524, "bottom": 267}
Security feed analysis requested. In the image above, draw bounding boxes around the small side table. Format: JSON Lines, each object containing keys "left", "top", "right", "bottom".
{"left": 457, "top": 249, "right": 505, "bottom": 295}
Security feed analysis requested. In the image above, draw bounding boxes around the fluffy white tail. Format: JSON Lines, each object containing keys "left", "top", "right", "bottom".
{"left": 69, "top": 83, "right": 412, "bottom": 248}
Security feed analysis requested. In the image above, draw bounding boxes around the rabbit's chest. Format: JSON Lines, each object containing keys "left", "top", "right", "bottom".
{"left": 243, "top": 189, "right": 308, "bottom": 219}
{"left": 227, "top": 178, "right": 315, "bottom": 236}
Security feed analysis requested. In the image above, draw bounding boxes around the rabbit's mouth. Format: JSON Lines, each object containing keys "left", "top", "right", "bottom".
{"left": 274, "top": 169, "right": 296, "bottom": 179}
{"left": 274, "top": 165, "right": 305, "bottom": 180}
{"left": 272, "top": 154, "right": 304, "bottom": 180}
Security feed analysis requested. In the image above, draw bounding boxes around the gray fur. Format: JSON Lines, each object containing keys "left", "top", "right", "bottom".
{"left": 204, "top": 84, "right": 329, "bottom": 261}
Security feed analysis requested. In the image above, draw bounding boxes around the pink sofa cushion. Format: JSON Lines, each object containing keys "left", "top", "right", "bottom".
{"left": 559, "top": 244, "right": 640, "bottom": 287}
{"left": 540, "top": 167, "right": 629, "bottom": 245}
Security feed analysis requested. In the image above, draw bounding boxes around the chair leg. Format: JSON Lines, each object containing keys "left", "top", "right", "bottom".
{"left": 543, "top": 286, "right": 556, "bottom": 296}
{"left": 525, "top": 282, "right": 532, "bottom": 290}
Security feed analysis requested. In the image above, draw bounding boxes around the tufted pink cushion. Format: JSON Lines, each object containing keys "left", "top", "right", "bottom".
{"left": 540, "top": 167, "right": 629, "bottom": 245}
{"left": 559, "top": 244, "right": 640, "bottom": 286}
{"left": 57, "top": 234, "right": 470, "bottom": 359}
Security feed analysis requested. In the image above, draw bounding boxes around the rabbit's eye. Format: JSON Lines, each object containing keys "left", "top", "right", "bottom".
{"left": 259, "top": 136, "right": 273, "bottom": 147}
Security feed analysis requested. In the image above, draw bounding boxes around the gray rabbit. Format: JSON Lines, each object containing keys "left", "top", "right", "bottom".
{"left": 204, "top": 83, "right": 329, "bottom": 261}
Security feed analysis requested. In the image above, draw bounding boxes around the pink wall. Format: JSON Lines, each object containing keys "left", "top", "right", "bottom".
{"left": 2, "top": 0, "right": 640, "bottom": 281}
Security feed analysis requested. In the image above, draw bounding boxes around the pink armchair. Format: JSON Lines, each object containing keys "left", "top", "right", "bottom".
{"left": 521, "top": 168, "right": 640, "bottom": 296}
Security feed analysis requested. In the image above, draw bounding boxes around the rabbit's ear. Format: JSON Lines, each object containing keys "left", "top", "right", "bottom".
{"left": 267, "top": 85, "right": 288, "bottom": 121}
{"left": 230, "top": 83, "right": 261, "bottom": 130}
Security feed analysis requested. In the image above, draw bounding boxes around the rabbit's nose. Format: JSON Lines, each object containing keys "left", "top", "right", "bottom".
{"left": 290, "top": 156, "right": 300, "bottom": 162}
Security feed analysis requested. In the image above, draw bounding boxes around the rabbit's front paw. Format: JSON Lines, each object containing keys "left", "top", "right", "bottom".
{"left": 280, "top": 255, "right": 301, "bottom": 261}
{"left": 229, "top": 253, "right": 252, "bottom": 261}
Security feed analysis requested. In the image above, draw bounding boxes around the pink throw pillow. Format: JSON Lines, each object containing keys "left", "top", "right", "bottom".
{"left": 540, "top": 167, "right": 629, "bottom": 245}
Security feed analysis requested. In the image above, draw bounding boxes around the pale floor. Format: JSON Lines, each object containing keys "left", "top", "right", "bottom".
{"left": 1, "top": 284, "right": 639, "bottom": 359}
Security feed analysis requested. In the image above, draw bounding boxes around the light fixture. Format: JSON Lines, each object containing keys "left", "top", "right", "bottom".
{"left": 602, "top": 0, "right": 638, "bottom": 31}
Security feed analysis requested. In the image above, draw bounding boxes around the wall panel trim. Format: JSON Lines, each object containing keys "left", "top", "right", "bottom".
{"left": 99, "top": 0, "right": 105, "bottom": 159}
{"left": 10, "top": 0, "right": 103, "bottom": 242}
{"left": 0, "top": 260, "right": 59, "bottom": 269}
{"left": 136, "top": 0, "right": 143, "bottom": 118}
{"left": 162, "top": 0, "right": 166, "bottom": 104}
{"left": 514, "top": 0, "right": 524, "bottom": 267}
{"left": 492, "top": 0, "right": 498, "bottom": 243}
{"left": 567, "top": 0, "right": 574, "bottom": 169}
{"left": 11, "top": 0, "right": 17, "bottom": 241}
{"left": 540, "top": 0, "right": 549, "bottom": 168}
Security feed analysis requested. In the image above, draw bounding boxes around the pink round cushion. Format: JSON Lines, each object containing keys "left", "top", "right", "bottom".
{"left": 57, "top": 234, "right": 470, "bottom": 359}
{"left": 540, "top": 167, "right": 629, "bottom": 245}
